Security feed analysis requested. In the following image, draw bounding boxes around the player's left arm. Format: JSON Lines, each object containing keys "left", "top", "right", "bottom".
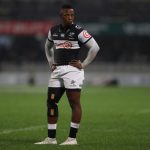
{"left": 69, "top": 38, "right": 99, "bottom": 69}
{"left": 77, "top": 29, "right": 100, "bottom": 68}
{"left": 81, "top": 38, "right": 100, "bottom": 68}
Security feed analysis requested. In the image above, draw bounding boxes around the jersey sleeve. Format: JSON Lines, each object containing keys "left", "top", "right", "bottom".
{"left": 48, "top": 30, "right": 53, "bottom": 42}
{"left": 78, "top": 30, "right": 92, "bottom": 44}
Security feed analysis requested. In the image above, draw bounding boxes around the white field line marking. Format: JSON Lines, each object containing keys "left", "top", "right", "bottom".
{"left": 0, "top": 125, "right": 122, "bottom": 135}
{"left": 138, "top": 109, "right": 150, "bottom": 114}
{"left": 0, "top": 89, "right": 45, "bottom": 94}
{"left": 3, "top": 125, "right": 146, "bottom": 135}
{"left": 0, "top": 125, "right": 45, "bottom": 135}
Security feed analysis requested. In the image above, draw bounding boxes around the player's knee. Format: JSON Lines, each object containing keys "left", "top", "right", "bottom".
{"left": 47, "top": 88, "right": 65, "bottom": 117}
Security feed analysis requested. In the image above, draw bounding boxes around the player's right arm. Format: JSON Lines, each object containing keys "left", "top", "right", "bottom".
{"left": 45, "top": 29, "right": 55, "bottom": 69}
{"left": 45, "top": 39, "right": 57, "bottom": 71}
{"left": 45, "top": 39, "right": 54, "bottom": 66}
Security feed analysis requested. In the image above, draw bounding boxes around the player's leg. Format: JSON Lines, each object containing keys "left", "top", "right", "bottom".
{"left": 60, "top": 66, "right": 84, "bottom": 145}
{"left": 60, "top": 89, "right": 81, "bottom": 145}
{"left": 47, "top": 87, "right": 65, "bottom": 138}
{"left": 35, "top": 76, "right": 65, "bottom": 144}
{"left": 35, "top": 87, "right": 65, "bottom": 144}
{"left": 66, "top": 89, "right": 82, "bottom": 136}
{"left": 46, "top": 76, "right": 65, "bottom": 141}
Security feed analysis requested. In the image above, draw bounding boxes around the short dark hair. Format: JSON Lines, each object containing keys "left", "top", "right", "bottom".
{"left": 61, "top": 4, "right": 74, "bottom": 9}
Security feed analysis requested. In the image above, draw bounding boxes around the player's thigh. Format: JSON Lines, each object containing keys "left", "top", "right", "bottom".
{"left": 66, "top": 89, "right": 81, "bottom": 108}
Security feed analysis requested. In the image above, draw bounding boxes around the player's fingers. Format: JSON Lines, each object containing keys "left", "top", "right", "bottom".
{"left": 69, "top": 62, "right": 82, "bottom": 69}
{"left": 51, "top": 64, "right": 57, "bottom": 71}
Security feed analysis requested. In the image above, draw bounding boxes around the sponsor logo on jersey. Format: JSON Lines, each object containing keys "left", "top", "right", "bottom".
{"left": 83, "top": 30, "right": 91, "bottom": 38}
{"left": 52, "top": 33, "right": 58, "bottom": 37}
{"left": 54, "top": 40, "right": 80, "bottom": 49}
{"left": 57, "top": 41, "right": 72, "bottom": 49}
{"left": 60, "top": 33, "right": 65, "bottom": 37}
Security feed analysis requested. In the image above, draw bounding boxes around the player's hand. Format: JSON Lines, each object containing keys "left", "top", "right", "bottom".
{"left": 51, "top": 64, "right": 57, "bottom": 72}
{"left": 69, "top": 60, "right": 83, "bottom": 69}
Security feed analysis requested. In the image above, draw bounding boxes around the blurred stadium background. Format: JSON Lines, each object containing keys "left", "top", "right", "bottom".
{"left": 0, "top": 0, "right": 150, "bottom": 87}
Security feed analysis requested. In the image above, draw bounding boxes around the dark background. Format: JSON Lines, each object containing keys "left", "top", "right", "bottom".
{"left": 0, "top": 0, "right": 150, "bottom": 65}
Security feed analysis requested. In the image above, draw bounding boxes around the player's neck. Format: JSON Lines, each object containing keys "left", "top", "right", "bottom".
{"left": 61, "top": 23, "right": 73, "bottom": 31}
{"left": 62, "top": 22, "right": 73, "bottom": 27}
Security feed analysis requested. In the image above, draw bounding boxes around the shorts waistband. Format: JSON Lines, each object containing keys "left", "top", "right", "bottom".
{"left": 54, "top": 60, "right": 80, "bottom": 66}
{"left": 54, "top": 63, "right": 69, "bottom": 66}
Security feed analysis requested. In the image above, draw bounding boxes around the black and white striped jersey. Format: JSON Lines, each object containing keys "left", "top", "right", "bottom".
{"left": 47, "top": 24, "right": 92, "bottom": 64}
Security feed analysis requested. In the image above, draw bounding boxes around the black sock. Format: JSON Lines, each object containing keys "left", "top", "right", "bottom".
{"left": 69, "top": 127, "right": 78, "bottom": 138}
{"left": 48, "top": 129, "right": 56, "bottom": 138}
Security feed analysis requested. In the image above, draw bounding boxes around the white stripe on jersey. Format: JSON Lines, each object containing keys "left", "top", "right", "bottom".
{"left": 54, "top": 40, "right": 80, "bottom": 49}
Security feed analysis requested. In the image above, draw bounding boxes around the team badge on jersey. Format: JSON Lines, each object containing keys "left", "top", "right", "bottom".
{"left": 83, "top": 30, "right": 91, "bottom": 38}
{"left": 75, "top": 25, "right": 81, "bottom": 29}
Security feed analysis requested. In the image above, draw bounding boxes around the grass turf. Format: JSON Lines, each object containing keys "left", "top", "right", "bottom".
{"left": 0, "top": 86, "right": 150, "bottom": 150}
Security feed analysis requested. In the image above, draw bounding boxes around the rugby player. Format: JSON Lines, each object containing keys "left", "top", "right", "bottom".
{"left": 35, "top": 4, "right": 100, "bottom": 145}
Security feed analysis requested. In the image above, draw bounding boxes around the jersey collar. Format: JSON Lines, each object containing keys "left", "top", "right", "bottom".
{"left": 59, "top": 23, "right": 74, "bottom": 33}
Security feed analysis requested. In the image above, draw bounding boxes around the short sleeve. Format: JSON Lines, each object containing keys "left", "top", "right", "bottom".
{"left": 78, "top": 30, "right": 92, "bottom": 44}
{"left": 48, "top": 30, "right": 53, "bottom": 42}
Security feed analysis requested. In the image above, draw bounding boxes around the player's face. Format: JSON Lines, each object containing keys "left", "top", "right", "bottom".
{"left": 60, "top": 9, "right": 75, "bottom": 26}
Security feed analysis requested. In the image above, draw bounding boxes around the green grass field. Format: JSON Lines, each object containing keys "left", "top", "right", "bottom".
{"left": 0, "top": 86, "right": 150, "bottom": 150}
